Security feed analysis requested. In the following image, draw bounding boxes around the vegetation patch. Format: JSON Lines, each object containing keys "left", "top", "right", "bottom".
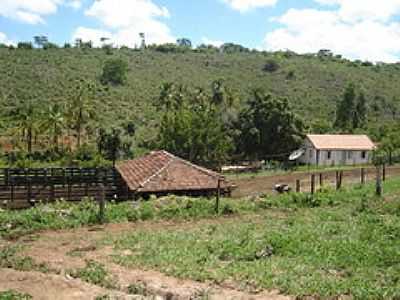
{"left": 108, "top": 180, "right": 400, "bottom": 299}
{"left": 0, "top": 245, "right": 49, "bottom": 273}
{"left": 0, "top": 290, "right": 32, "bottom": 300}
{"left": 68, "top": 260, "right": 115, "bottom": 289}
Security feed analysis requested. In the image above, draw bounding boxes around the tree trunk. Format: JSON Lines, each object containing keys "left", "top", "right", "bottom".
{"left": 27, "top": 127, "right": 32, "bottom": 153}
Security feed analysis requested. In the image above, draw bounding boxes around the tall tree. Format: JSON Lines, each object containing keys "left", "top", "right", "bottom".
{"left": 157, "top": 86, "right": 233, "bottom": 168}
{"left": 11, "top": 100, "right": 41, "bottom": 153}
{"left": 353, "top": 91, "right": 367, "bottom": 129}
{"left": 335, "top": 83, "right": 356, "bottom": 131}
{"left": 43, "top": 103, "right": 65, "bottom": 150}
{"left": 67, "top": 80, "right": 97, "bottom": 148}
{"left": 236, "top": 90, "right": 304, "bottom": 160}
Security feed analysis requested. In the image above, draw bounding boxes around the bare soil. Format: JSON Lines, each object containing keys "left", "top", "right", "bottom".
{"left": 0, "top": 218, "right": 291, "bottom": 300}
{"left": 231, "top": 166, "right": 400, "bottom": 198}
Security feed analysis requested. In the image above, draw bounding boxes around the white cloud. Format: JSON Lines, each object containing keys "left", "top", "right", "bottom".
{"left": 223, "top": 0, "right": 278, "bottom": 12}
{"left": 0, "top": 0, "right": 82, "bottom": 24}
{"left": 200, "top": 37, "right": 224, "bottom": 47}
{"left": 73, "top": 0, "right": 175, "bottom": 47}
{"left": 0, "top": 32, "right": 15, "bottom": 46}
{"left": 264, "top": 5, "right": 400, "bottom": 62}
{"left": 314, "top": 0, "right": 400, "bottom": 22}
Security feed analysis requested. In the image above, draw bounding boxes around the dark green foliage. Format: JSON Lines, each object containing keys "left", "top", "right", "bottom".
{"left": 17, "top": 42, "right": 33, "bottom": 49}
{"left": 335, "top": 83, "right": 356, "bottom": 131}
{"left": 97, "top": 128, "right": 126, "bottom": 166}
{"left": 354, "top": 91, "right": 367, "bottom": 128}
{"left": 157, "top": 83, "right": 234, "bottom": 167}
{"left": 220, "top": 43, "right": 249, "bottom": 53}
{"left": 263, "top": 59, "right": 280, "bottom": 72}
{"left": 176, "top": 38, "right": 192, "bottom": 48}
{"left": 100, "top": 58, "right": 128, "bottom": 86}
{"left": 236, "top": 90, "right": 304, "bottom": 160}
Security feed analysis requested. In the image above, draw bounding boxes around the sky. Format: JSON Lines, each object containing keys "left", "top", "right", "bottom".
{"left": 1, "top": 0, "right": 400, "bottom": 62}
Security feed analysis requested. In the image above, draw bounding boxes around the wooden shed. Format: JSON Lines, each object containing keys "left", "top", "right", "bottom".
{"left": 116, "top": 151, "right": 232, "bottom": 198}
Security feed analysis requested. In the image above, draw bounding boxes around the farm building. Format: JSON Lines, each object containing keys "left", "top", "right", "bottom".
{"left": 116, "top": 150, "right": 232, "bottom": 198}
{"left": 299, "top": 134, "right": 376, "bottom": 166}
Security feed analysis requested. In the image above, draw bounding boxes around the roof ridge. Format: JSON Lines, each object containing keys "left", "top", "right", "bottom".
{"left": 137, "top": 151, "right": 174, "bottom": 188}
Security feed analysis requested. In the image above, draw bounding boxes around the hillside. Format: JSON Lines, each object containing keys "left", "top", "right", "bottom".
{"left": 0, "top": 47, "right": 399, "bottom": 150}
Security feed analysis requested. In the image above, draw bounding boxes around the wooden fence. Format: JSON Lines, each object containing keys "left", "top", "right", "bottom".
{"left": 0, "top": 167, "right": 127, "bottom": 209}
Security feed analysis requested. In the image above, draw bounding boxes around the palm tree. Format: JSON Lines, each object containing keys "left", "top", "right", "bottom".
{"left": 43, "top": 103, "right": 65, "bottom": 150}
{"left": 11, "top": 100, "right": 40, "bottom": 153}
{"left": 67, "top": 80, "right": 97, "bottom": 148}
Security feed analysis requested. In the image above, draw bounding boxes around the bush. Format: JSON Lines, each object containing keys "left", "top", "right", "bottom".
{"left": 263, "top": 60, "right": 280, "bottom": 72}
{"left": 100, "top": 58, "right": 128, "bottom": 86}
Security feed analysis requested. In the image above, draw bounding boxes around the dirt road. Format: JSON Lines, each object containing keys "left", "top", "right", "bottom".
{"left": 231, "top": 166, "right": 400, "bottom": 198}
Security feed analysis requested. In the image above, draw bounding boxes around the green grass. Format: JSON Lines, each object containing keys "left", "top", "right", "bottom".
{"left": 106, "top": 179, "right": 400, "bottom": 299}
{"left": 68, "top": 260, "right": 115, "bottom": 289}
{"left": 0, "top": 196, "right": 258, "bottom": 239}
{"left": 0, "top": 290, "right": 32, "bottom": 300}
{"left": 0, "top": 244, "right": 50, "bottom": 273}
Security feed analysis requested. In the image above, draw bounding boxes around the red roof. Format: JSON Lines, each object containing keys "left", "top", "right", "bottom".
{"left": 116, "top": 151, "right": 228, "bottom": 193}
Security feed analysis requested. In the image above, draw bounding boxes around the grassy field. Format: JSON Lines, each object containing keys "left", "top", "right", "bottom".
{"left": 106, "top": 180, "right": 400, "bottom": 299}
{"left": 1, "top": 178, "right": 400, "bottom": 298}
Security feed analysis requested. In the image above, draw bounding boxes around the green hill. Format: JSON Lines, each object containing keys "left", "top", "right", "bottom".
{"left": 0, "top": 47, "right": 399, "bottom": 154}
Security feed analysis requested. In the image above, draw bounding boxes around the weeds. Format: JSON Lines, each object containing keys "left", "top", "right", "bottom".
{"left": 0, "top": 245, "right": 49, "bottom": 273}
{"left": 0, "top": 290, "right": 32, "bottom": 300}
{"left": 109, "top": 181, "right": 400, "bottom": 299}
{"left": 69, "top": 260, "right": 115, "bottom": 289}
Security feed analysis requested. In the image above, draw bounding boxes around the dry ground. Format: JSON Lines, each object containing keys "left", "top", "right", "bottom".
{"left": 231, "top": 166, "right": 400, "bottom": 198}
{"left": 0, "top": 217, "right": 292, "bottom": 300}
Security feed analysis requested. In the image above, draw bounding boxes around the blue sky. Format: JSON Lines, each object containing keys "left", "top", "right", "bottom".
{"left": 1, "top": 0, "right": 400, "bottom": 62}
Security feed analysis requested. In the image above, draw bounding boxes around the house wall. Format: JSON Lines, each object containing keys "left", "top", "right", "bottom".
{"left": 299, "top": 139, "right": 372, "bottom": 166}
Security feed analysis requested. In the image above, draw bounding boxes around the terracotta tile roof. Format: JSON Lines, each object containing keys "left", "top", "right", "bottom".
{"left": 116, "top": 151, "right": 228, "bottom": 193}
{"left": 306, "top": 134, "right": 376, "bottom": 150}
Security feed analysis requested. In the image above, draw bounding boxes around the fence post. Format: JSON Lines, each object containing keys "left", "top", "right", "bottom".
{"left": 215, "top": 178, "right": 221, "bottom": 214}
{"left": 296, "top": 179, "right": 301, "bottom": 193}
{"left": 98, "top": 183, "right": 106, "bottom": 224}
{"left": 376, "top": 166, "right": 382, "bottom": 197}
{"left": 311, "top": 174, "right": 315, "bottom": 195}
{"left": 361, "top": 168, "right": 365, "bottom": 185}
{"left": 336, "top": 171, "right": 340, "bottom": 190}
{"left": 319, "top": 173, "right": 323, "bottom": 187}
{"left": 382, "top": 164, "right": 386, "bottom": 182}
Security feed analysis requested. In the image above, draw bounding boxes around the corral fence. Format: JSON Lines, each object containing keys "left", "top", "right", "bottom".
{"left": 0, "top": 167, "right": 128, "bottom": 209}
{"left": 231, "top": 165, "right": 400, "bottom": 198}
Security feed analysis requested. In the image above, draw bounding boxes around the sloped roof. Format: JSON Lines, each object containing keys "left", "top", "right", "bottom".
{"left": 306, "top": 134, "right": 375, "bottom": 150}
{"left": 116, "top": 151, "right": 227, "bottom": 193}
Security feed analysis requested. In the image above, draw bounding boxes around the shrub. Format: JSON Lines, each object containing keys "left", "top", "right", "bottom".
{"left": 100, "top": 58, "right": 128, "bottom": 86}
{"left": 263, "top": 60, "right": 280, "bottom": 72}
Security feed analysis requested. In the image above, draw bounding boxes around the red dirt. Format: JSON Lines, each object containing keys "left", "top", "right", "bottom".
{"left": 1, "top": 217, "right": 291, "bottom": 300}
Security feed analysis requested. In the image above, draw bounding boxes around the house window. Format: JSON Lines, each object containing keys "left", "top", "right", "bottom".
{"left": 327, "top": 151, "right": 332, "bottom": 160}
{"left": 347, "top": 151, "right": 353, "bottom": 159}
{"left": 309, "top": 150, "right": 313, "bottom": 159}
{"left": 361, "top": 151, "right": 367, "bottom": 159}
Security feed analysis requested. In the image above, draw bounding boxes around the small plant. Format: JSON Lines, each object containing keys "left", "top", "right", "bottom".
{"left": 127, "top": 282, "right": 148, "bottom": 295}
{"left": 0, "top": 290, "right": 32, "bottom": 300}
{"left": 69, "top": 260, "right": 115, "bottom": 289}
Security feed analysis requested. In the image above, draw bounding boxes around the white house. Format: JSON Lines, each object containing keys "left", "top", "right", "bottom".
{"left": 299, "top": 134, "right": 376, "bottom": 166}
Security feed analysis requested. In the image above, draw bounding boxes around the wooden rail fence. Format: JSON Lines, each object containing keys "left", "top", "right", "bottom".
{"left": 0, "top": 167, "right": 127, "bottom": 209}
